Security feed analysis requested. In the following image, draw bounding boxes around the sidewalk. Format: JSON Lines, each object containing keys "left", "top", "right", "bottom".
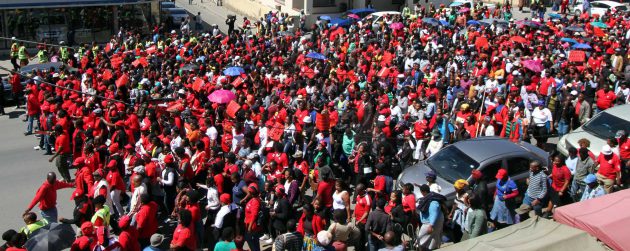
{"left": 174, "top": 0, "right": 245, "bottom": 33}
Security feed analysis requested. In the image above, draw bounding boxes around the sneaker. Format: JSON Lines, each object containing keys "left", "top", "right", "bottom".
{"left": 34, "top": 146, "right": 41, "bottom": 150}
{"left": 260, "top": 234, "right": 270, "bottom": 241}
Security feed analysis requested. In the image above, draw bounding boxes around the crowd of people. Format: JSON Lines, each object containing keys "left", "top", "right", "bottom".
{"left": 1, "top": 2, "right": 629, "bottom": 251}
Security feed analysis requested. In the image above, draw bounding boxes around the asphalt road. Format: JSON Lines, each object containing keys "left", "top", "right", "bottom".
{"left": 0, "top": 106, "right": 76, "bottom": 231}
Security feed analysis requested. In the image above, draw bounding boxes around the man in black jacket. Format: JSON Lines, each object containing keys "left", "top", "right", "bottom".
{"left": 271, "top": 184, "right": 290, "bottom": 238}
{"left": 59, "top": 193, "right": 94, "bottom": 227}
{"left": 365, "top": 199, "right": 392, "bottom": 251}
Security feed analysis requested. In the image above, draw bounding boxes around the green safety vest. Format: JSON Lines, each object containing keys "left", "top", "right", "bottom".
{"left": 91, "top": 205, "right": 111, "bottom": 227}
{"left": 20, "top": 219, "right": 48, "bottom": 237}
{"left": 78, "top": 47, "right": 85, "bottom": 57}
{"left": 18, "top": 46, "right": 28, "bottom": 60}
{"left": 37, "top": 50, "right": 48, "bottom": 63}
{"left": 10, "top": 43, "right": 18, "bottom": 57}
{"left": 60, "top": 47, "right": 69, "bottom": 60}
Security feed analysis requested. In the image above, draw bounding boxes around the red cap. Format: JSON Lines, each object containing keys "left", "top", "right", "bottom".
{"left": 118, "top": 215, "right": 132, "bottom": 229}
{"left": 106, "top": 159, "right": 117, "bottom": 168}
{"left": 495, "top": 169, "right": 508, "bottom": 179}
{"left": 275, "top": 184, "right": 285, "bottom": 194}
{"left": 219, "top": 193, "right": 231, "bottom": 204}
{"left": 124, "top": 144, "right": 133, "bottom": 150}
{"left": 471, "top": 169, "right": 482, "bottom": 179}
{"left": 109, "top": 143, "right": 119, "bottom": 153}
{"left": 164, "top": 154, "right": 174, "bottom": 164}
{"left": 80, "top": 222, "right": 94, "bottom": 236}
{"left": 73, "top": 157, "right": 86, "bottom": 166}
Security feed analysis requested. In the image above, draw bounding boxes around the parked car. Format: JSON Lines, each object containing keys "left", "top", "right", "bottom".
{"left": 164, "top": 8, "right": 190, "bottom": 25}
{"left": 1, "top": 63, "right": 77, "bottom": 102}
{"left": 397, "top": 137, "right": 549, "bottom": 203}
{"left": 571, "top": 0, "right": 628, "bottom": 16}
{"left": 327, "top": 8, "right": 376, "bottom": 28}
{"left": 160, "top": 1, "right": 176, "bottom": 9}
{"left": 557, "top": 104, "right": 630, "bottom": 158}
{"left": 358, "top": 11, "right": 401, "bottom": 31}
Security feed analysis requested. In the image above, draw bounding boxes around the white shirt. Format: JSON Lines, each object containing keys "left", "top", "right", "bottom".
{"left": 213, "top": 205, "right": 231, "bottom": 228}
{"left": 207, "top": 187, "right": 220, "bottom": 210}
{"left": 170, "top": 136, "right": 182, "bottom": 150}
{"left": 531, "top": 107, "right": 553, "bottom": 125}
{"left": 206, "top": 126, "right": 218, "bottom": 140}
{"left": 565, "top": 156, "right": 578, "bottom": 175}
{"left": 129, "top": 183, "right": 147, "bottom": 215}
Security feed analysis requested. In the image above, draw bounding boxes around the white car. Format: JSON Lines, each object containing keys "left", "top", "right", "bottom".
{"left": 571, "top": 0, "right": 628, "bottom": 16}
{"left": 359, "top": 11, "right": 401, "bottom": 31}
{"left": 557, "top": 104, "right": 630, "bottom": 157}
{"left": 165, "top": 8, "right": 190, "bottom": 25}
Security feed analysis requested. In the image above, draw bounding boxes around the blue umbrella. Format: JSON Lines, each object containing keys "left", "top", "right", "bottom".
{"left": 319, "top": 15, "right": 331, "bottom": 21}
{"left": 306, "top": 52, "right": 326, "bottom": 60}
{"left": 467, "top": 20, "right": 481, "bottom": 26}
{"left": 449, "top": 1, "right": 464, "bottom": 7}
{"left": 223, "top": 66, "right": 245, "bottom": 76}
{"left": 548, "top": 13, "right": 561, "bottom": 19}
{"left": 564, "top": 26, "right": 584, "bottom": 32}
{"left": 421, "top": 17, "right": 440, "bottom": 26}
{"left": 560, "top": 37, "right": 578, "bottom": 44}
{"left": 439, "top": 20, "right": 450, "bottom": 26}
{"left": 572, "top": 43, "right": 592, "bottom": 49}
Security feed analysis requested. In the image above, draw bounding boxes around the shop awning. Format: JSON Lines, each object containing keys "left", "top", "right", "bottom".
{"left": 0, "top": 0, "right": 149, "bottom": 10}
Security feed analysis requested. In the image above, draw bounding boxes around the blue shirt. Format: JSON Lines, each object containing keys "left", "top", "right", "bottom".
{"left": 143, "top": 247, "right": 163, "bottom": 251}
{"left": 496, "top": 179, "right": 518, "bottom": 200}
{"left": 420, "top": 201, "right": 441, "bottom": 225}
{"left": 580, "top": 185, "right": 605, "bottom": 202}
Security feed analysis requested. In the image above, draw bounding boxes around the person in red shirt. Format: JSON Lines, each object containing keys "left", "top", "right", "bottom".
{"left": 595, "top": 84, "right": 616, "bottom": 113}
{"left": 244, "top": 185, "right": 262, "bottom": 251}
{"left": 549, "top": 156, "right": 572, "bottom": 207}
{"left": 136, "top": 194, "right": 158, "bottom": 247}
{"left": 105, "top": 160, "right": 126, "bottom": 216}
{"left": 24, "top": 89, "right": 40, "bottom": 135}
{"left": 117, "top": 215, "right": 140, "bottom": 251}
{"left": 70, "top": 222, "right": 97, "bottom": 251}
{"left": 171, "top": 209, "right": 196, "bottom": 251}
{"left": 368, "top": 164, "right": 388, "bottom": 201}
{"left": 617, "top": 131, "right": 630, "bottom": 185}
{"left": 595, "top": 145, "right": 621, "bottom": 193}
{"left": 353, "top": 183, "right": 371, "bottom": 250}
{"left": 313, "top": 166, "right": 335, "bottom": 210}
{"left": 24, "top": 172, "right": 73, "bottom": 223}
{"left": 184, "top": 190, "right": 202, "bottom": 247}
{"left": 49, "top": 125, "right": 72, "bottom": 181}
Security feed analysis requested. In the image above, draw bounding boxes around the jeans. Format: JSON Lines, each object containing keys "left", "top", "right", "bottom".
{"left": 26, "top": 114, "right": 39, "bottom": 134}
{"left": 368, "top": 236, "right": 385, "bottom": 251}
{"left": 245, "top": 231, "right": 261, "bottom": 251}
{"left": 40, "top": 134, "right": 52, "bottom": 153}
{"left": 523, "top": 194, "right": 545, "bottom": 216}
{"left": 570, "top": 179, "right": 586, "bottom": 202}
{"left": 110, "top": 189, "right": 124, "bottom": 216}
{"left": 557, "top": 119, "right": 569, "bottom": 138}
{"left": 41, "top": 207, "right": 58, "bottom": 223}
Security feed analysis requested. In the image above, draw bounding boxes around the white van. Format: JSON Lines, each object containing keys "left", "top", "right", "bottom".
{"left": 359, "top": 11, "right": 401, "bottom": 31}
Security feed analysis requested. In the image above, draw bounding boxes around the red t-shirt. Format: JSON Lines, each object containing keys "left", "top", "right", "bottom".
{"left": 595, "top": 90, "right": 616, "bottom": 110}
{"left": 55, "top": 133, "right": 71, "bottom": 154}
{"left": 171, "top": 224, "right": 196, "bottom": 250}
{"left": 402, "top": 194, "right": 416, "bottom": 213}
{"left": 354, "top": 194, "right": 371, "bottom": 223}
{"left": 106, "top": 170, "right": 126, "bottom": 191}
{"left": 317, "top": 179, "right": 335, "bottom": 208}
{"left": 244, "top": 197, "right": 262, "bottom": 232}
{"left": 597, "top": 154, "right": 621, "bottom": 180}
{"left": 373, "top": 175, "right": 386, "bottom": 199}
{"left": 619, "top": 139, "right": 630, "bottom": 160}
{"left": 551, "top": 165, "right": 571, "bottom": 192}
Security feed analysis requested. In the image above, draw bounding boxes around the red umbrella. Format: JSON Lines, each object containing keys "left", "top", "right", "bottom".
{"left": 522, "top": 60, "right": 544, "bottom": 72}
{"left": 510, "top": 35, "right": 529, "bottom": 44}
{"left": 207, "top": 90, "right": 236, "bottom": 104}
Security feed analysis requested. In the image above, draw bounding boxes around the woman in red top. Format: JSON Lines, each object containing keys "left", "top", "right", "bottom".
{"left": 297, "top": 203, "right": 326, "bottom": 250}
{"left": 171, "top": 209, "right": 196, "bottom": 251}
{"left": 548, "top": 156, "right": 572, "bottom": 210}
{"left": 244, "top": 185, "right": 262, "bottom": 251}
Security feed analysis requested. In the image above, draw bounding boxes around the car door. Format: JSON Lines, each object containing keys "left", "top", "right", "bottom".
{"left": 506, "top": 156, "right": 532, "bottom": 203}
{"left": 479, "top": 159, "right": 503, "bottom": 200}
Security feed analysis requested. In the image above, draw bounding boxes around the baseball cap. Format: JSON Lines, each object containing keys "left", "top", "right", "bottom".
{"left": 425, "top": 170, "right": 437, "bottom": 178}
{"left": 583, "top": 174, "right": 597, "bottom": 184}
{"left": 495, "top": 169, "right": 508, "bottom": 179}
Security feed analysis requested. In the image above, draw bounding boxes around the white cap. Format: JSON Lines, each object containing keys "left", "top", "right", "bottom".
{"left": 570, "top": 90, "right": 578, "bottom": 96}
{"left": 303, "top": 116, "right": 312, "bottom": 123}
{"left": 52, "top": 73, "right": 60, "bottom": 78}
{"left": 178, "top": 89, "right": 186, "bottom": 95}
{"left": 601, "top": 145, "right": 613, "bottom": 155}
{"left": 377, "top": 115, "right": 386, "bottom": 122}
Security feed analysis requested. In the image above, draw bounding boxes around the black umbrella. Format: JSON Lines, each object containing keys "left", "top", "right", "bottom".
{"left": 25, "top": 223, "right": 76, "bottom": 251}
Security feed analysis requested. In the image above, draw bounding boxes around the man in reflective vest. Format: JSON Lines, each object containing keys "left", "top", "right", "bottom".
{"left": 18, "top": 42, "right": 29, "bottom": 67}
{"left": 59, "top": 41, "right": 69, "bottom": 63}
{"left": 10, "top": 37, "right": 19, "bottom": 70}
{"left": 20, "top": 212, "right": 48, "bottom": 238}
{"left": 36, "top": 47, "right": 49, "bottom": 63}
{"left": 91, "top": 195, "right": 111, "bottom": 228}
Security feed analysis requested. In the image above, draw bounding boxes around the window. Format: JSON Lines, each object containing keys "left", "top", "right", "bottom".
{"left": 481, "top": 160, "right": 502, "bottom": 183}
{"left": 426, "top": 146, "right": 479, "bottom": 182}
{"left": 507, "top": 157, "right": 531, "bottom": 176}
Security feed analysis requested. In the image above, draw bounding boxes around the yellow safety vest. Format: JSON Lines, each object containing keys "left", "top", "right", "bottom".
{"left": 60, "top": 47, "right": 69, "bottom": 60}
{"left": 37, "top": 50, "right": 48, "bottom": 63}
{"left": 20, "top": 219, "right": 48, "bottom": 237}
{"left": 92, "top": 45, "right": 99, "bottom": 54}
{"left": 18, "top": 46, "right": 28, "bottom": 60}
{"left": 91, "top": 205, "right": 111, "bottom": 227}
{"left": 11, "top": 43, "right": 19, "bottom": 57}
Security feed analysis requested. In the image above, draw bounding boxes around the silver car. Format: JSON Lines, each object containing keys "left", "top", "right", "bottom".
{"left": 397, "top": 137, "right": 549, "bottom": 202}
{"left": 557, "top": 104, "right": 630, "bottom": 158}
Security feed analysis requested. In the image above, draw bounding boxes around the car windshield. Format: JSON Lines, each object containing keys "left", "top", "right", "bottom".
{"left": 583, "top": 112, "right": 630, "bottom": 139}
{"left": 170, "top": 9, "right": 187, "bottom": 14}
{"left": 426, "top": 146, "right": 479, "bottom": 182}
